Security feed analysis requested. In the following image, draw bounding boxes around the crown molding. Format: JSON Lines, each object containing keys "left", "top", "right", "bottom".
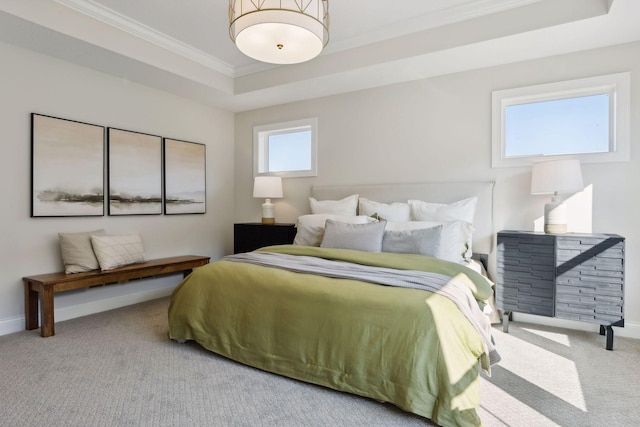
{"left": 52, "top": 0, "right": 545, "bottom": 78}
{"left": 53, "top": 0, "right": 235, "bottom": 77}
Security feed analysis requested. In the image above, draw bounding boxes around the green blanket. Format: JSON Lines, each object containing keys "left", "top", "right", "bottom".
{"left": 169, "top": 245, "right": 495, "bottom": 427}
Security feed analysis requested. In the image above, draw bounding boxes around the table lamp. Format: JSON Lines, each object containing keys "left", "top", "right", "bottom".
{"left": 253, "top": 176, "right": 283, "bottom": 224}
{"left": 530, "top": 159, "right": 584, "bottom": 234}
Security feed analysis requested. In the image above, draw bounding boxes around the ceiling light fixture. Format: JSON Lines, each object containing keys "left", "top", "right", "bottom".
{"left": 229, "top": 0, "right": 329, "bottom": 65}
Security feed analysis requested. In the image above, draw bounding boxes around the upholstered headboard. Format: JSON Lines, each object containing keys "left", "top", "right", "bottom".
{"left": 311, "top": 181, "right": 495, "bottom": 256}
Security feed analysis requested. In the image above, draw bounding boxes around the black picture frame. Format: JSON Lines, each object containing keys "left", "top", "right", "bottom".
{"left": 31, "top": 113, "right": 105, "bottom": 217}
{"left": 163, "top": 138, "right": 206, "bottom": 215}
{"left": 107, "top": 127, "right": 163, "bottom": 215}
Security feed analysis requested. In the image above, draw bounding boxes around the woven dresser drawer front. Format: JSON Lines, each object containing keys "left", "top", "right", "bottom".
{"left": 555, "top": 235, "right": 625, "bottom": 324}
{"left": 496, "top": 231, "right": 625, "bottom": 349}
{"left": 497, "top": 233, "right": 555, "bottom": 316}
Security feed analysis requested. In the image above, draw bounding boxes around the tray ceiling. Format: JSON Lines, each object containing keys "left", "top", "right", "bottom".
{"left": 0, "top": 0, "right": 638, "bottom": 112}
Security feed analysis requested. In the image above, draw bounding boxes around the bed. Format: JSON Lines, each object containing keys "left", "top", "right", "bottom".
{"left": 168, "top": 182, "right": 499, "bottom": 427}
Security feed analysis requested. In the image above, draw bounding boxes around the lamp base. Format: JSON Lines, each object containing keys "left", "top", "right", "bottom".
{"left": 261, "top": 198, "right": 275, "bottom": 225}
{"left": 544, "top": 223, "right": 567, "bottom": 234}
{"left": 544, "top": 197, "right": 568, "bottom": 234}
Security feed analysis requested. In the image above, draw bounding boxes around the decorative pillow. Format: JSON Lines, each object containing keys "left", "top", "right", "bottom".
{"left": 309, "top": 194, "right": 358, "bottom": 216}
{"left": 293, "top": 214, "right": 377, "bottom": 247}
{"left": 386, "top": 220, "right": 473, "bottom": 263}
{"left": 320, "top": 219, "right": 387, "bottom": 252}
{"left": 358, "top": 198, "right": 411, "bottom": 222}
{"left": 90, "top": 233, "right": 145, "bottom": 271}
{"left": 435, "top": 221, "right": 474, "bottom": 263}
{"left": 59, "top": 229, "right": 106, "bottom": 274}
{"left": 408, "top": 197, "right": 478, "bottom": 224}
{"left": 382, "top": 225, "right": 443, "bottom": 257}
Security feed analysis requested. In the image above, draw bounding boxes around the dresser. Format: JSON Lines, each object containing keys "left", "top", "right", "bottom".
{"left": 233, "top": 223, "right": 297, "bottom": 254}
{"left": 496, "top": 230, "right": 625, "bottom": 350}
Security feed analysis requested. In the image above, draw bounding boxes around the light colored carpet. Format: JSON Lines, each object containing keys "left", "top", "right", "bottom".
{"left": 1, "top": 297, "right": 639, "bottom": 426}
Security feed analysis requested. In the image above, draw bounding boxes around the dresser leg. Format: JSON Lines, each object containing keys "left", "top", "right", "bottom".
{"left": 605, "top": 325, "right": 614, "bottom": 351}
{"left": 501, "top": 311, "right": 511, "bottom": 333}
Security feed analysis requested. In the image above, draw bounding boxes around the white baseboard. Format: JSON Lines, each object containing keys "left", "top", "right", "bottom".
{"left": 0, "top": 315, "right": 24, "bottom": 337}
{"left": 511, "top": 313, "right": 640, "bottom": 340}
{"left": 620, "top": 321, "right": 640, "bottom": 339}
{"left": 0, "top": 284, "right": 175, "bottom": 337}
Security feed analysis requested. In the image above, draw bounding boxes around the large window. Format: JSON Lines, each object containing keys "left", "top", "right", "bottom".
{"left": 254, "top": 118, "right": 317, "bottom": 178}
{"left": 491, "top": 72, "right": 630, "bottom": 167}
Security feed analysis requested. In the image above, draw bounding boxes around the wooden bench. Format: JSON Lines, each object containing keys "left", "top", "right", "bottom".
{"left": 23, "top": 255, "right": 210, "bottom": 337}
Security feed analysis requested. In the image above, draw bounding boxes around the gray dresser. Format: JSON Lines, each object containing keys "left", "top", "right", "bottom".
{"left": 496, "top": 230, "right": 625, "bottom": 350}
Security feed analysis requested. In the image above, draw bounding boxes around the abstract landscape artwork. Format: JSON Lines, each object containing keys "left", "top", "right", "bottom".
{"left": 108, "top": 128, "right": 163, "bottom": 215}
{"left": 31, "top": 114, "right": 105, "bottom": 217}
{"left": 163, "top": 138, "right": 206, "bottom": 214}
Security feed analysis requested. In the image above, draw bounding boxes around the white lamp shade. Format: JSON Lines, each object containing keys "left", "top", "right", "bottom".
{"left": 530, "top": 159, "right": 584, "bottom": 195}
{"left": 253, "top": 176, "right": 283, "bottom": 199}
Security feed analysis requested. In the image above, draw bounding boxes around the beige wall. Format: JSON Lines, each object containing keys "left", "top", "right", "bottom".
{"left": 2, "top": 36, "right": 637, "bottom": 339}
{"left": 0, "top": 41, "right": 235, "bottom": 335}
{"left": 235, "top": 41, "right": 640, "bottom": 338}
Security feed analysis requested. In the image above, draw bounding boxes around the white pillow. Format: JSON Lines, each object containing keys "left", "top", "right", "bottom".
{"left": 294, "top": 214, "right": 376, "bottom": 246}
{"left": 386, "top": 220, "right": 473, "bottom": 263}
{"left": 436, "top": 222, "right": 474, "bottom": 263}
{"left": 59, "top": 229, "right": 106, "bottom": 274}
{"left": 309, "top": 194, "right": 358, "bottom": 216}
{"left": 408, "top": 197, "right": 478, "bottom": 224}
{"left": 382, "top": 226, "right": 443, "bottom": 257}
{"left": 358, "top": 198, "right": 410, "bottom": 221}
{"left": 320, "top": 219, "right": 386, "bottom": 252}
{"left": 90, "top": 233, "right": 145, "bottom": 271}
{"left": 385, "top": 220, "right": 466, "bottom": 232}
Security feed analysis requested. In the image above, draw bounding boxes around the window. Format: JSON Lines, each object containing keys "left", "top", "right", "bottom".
{"left": 492, "top": 72, "right": 630, "bottom": 167}
{"left": 254, "top": 118, "right": 317, "bottom": 177}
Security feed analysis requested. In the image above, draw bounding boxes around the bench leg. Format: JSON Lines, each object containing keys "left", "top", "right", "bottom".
{"left": 183, "top": 269, "right": 193, "bottom": 278}
{"left": 40, "top": 286, "right": 55, "bottom": 338}
{"left": 24, "top": 280, "right": 39, "bottom": 331}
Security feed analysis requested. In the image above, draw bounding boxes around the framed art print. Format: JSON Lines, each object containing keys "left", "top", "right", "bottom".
{"left": 108, "top": 128, "right": 163, "bottom": 215}
{"left": 31, "top": 113, "right": 105, "bottom": 217}
{"left": 163, "top": 138, "right": 206, "bottom": 214}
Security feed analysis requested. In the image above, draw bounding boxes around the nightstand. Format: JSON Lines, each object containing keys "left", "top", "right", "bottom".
{"left": 234, "top": 223, "right": 297, "bottom": 254}
{"left": 496, "top": 230, "right": 625, "bottom": 350}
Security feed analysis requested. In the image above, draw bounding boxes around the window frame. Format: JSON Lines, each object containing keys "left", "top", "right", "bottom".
{"left": 253, "top": 117, "right": 318, "bottom": 178}
{"left": 491, "top": 72, "right": 630, "bottom": 168}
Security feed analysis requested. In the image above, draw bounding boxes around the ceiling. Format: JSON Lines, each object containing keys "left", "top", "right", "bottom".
{"left": 0, "top": 0, "right": 639, "bottom": 112}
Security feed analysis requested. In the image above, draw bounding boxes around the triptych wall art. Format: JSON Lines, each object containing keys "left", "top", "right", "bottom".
{"left": 31, "top": 113, "right": 206, "bottom": 217}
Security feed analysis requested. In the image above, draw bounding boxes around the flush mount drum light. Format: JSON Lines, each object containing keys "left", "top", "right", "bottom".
{"left": 229, "top": 0, "right": 329, "bottom": 64}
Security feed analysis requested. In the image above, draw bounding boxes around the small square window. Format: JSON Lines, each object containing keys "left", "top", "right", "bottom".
{"left": 254, "top": 118, "right": 317, "bottom": 178}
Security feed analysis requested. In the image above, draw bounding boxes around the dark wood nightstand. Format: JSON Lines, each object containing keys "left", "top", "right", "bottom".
{"left": 496, "top": 230, "right": 625, "bottom": 350}
{"left": 234, "top": 223, "right": 297, "bottom": 254}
